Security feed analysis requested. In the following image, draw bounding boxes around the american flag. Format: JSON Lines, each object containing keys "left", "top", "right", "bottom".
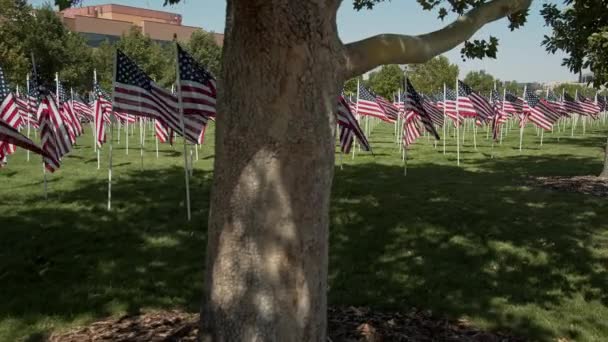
{"left": 501, "top": 92, "right": 524, "bottom": 114}
{"left": 357, "top": 84, "right": 392, "bottom": 122}
{"left": 73, "top": 93, "right": 94, "bottom": 122}
{"left": 404, "top": 78, "right": 439, "bottom": 140}
{"left": 113, "top": 49, "right": 206, "bottom": 144}
{"left": 597, "top": 95, "right": 607, "bottom": 112}
{"left": 393, "top": 93, "right": 405, "bottom": 114}
{"left": 155, "top": 119, "right": 174, "bottom": 144}
{"left": 114, "top": 112, "right": 137, "bottom": 124}
{"left": 490, "top": 90, "right": 502, "bottom": 141}
{"left": 32, "top": 71, "right": 62, "bottom": 172}
{"left": 524, "top": 88, "right": 560, "bottom": 131}
{"left": 458, "top": 80, "right": 493, "bottom": 122}
{"left": 375, "top": 95, "right": 399, "bottom": 123}
{"left": 0, "top": 66, "right": 22, "bottom": 130}
{"left": 93, "top": 81, "right": 111, "bottom": 147}
{"left": 337, "top": 93, "right": 370, "bottom": 153}
{"left": 403, "top": 111, "right": 421, "bottom": 146}
{"left": 57, "top": 81, "right": 79, "bottom": 141}
{"left": 0, "top": 119, "right": 56, "bottom": 163}
{"left": 177, "top": 43, "right": 216, "bottom": 121}
{"left": 577, "top": 94, "right": 601, "bottom": 117}
{"left": 546, "top": 90, "right": 569, "bottom": 117}
{"left": 421, "top": 95, "right": 444, "bottom": 127}
{"left": 438, "top": 87, "right": 462, "bottom": 126}
{"left": 563, "top": 92, "right": 585, "bottom": 115}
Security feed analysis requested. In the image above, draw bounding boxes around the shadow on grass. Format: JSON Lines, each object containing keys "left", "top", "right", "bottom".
{"left": 0, "top": 154, "right": 607, "bottom": 341}
{"left": 330, "top": 154, "right": 608, "bottom": 341}
{"left": 0, "top": 167, "right": 212, "bottom": 341}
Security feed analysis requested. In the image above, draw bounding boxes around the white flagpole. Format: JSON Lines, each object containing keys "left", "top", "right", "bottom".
{"left": 519, "top": 85, "right": 526, "bottom": 152}
{"left": 175, "top": 42, "right": 192, "bottom": 221}
{"left": 353, "top": 80, "right": 360, "bottom": 160}
{"left": 500, "top": 88, "right": 506, "bottom": 145}
{"left": 108, "top": 50, "right": 117, "bottom": 211}
{"left": 442, "top": 83, "right": 448, "bottom": 155}
{"left": 455, "top": 79, "right": 460, "bottom": 166}
{"left": 26, "top": 74, "right": 31, "bottom": 162}
{"left": 139, "top": 118, "right": 144, "bottom": 170}
{"left": 125, "top": 115, "right": 129, "bottom": 154}
{"left": 155, "top": 130, "right": 159, "bottom": 159}
{"left": 94, "top": 69, "right": 101, "bottom": 169}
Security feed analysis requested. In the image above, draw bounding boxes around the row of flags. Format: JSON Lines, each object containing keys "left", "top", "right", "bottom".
{"left": 2, "top": 54, "right": 608, "bottom": 171}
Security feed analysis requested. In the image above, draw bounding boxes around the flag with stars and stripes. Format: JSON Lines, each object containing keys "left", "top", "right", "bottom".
{"left": 597, "top": 94, "right": 606, "bottom": 112}
{"left": 0, "top": 66, "right": 22, "bottom": 131}
{"left": 490, "top": 89, "right": 504, "bottom": 141}
{"left": 73, "top": 93, "right": 94, "bottom": 122}
{"left": 337, "top": 93, "right": 370, "bottom": 153}
{"left": 404, "top": 78, "right": 439, "bottom": 140}
{"left": 524, "top": 88, "right": 560, "bottom": 131}
{"left": 501, "top": 92, "right": 524, "bottom": 114}
{"left": 56, "top": 80, "right": 79, "bottom": 142}
{"left": 155, "top": 119, "right": 174, "bottom": 144}
{"left": 375, "top": 95, "right": 398, "bottom": 123}
{"left": 421, "top": 95, "right": 444, "bottom": 127}
{"left": 577, "top": 94, "right": 600, "bottom": 117}
{"left": 546, "top": 90, "right": 569, "bottom": 117}
{"left": 113, "top": 49, "right": 206, "bottom": 144}
{"left": 403, "top": 111, "right": 421, "bottom": 146}
{"left": 32, "top": 70, "right": 62, "bottom": 172}
{"left": 0, "top": 119, "right": 56, "bottom": 164}
{"left": 356, "top": 84, "right": 392, "bottom": 122}
{"left": 93, "top": 81, "right": 111, "bottom": 147}
{"left": 563, "top": 92, "right": 585, "bottom": 115}
{"left": 177, "top": 43, "right": 216, "bottom": 122}
{"left": 437, "top": 87, "right": 462, "bottom": 126}
{"left": 457, "top": 80, "right": 493, "bottom": 122}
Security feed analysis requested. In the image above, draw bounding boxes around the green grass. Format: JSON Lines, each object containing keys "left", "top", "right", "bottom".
{"left": 1, "top": 119, "right": 607, "bottom": 341}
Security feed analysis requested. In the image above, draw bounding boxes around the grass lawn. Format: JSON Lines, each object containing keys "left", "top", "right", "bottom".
{"left": 1, "top": 119, "right": 607, "bottom": 341}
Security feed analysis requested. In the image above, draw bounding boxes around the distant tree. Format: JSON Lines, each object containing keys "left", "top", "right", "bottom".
{"left": 367, "top": 64, "right": 402, "bottom": 99}
{"left": 501, "top": 80, "right": 523, "bottom": 95}
{"left": 343, "top": 76, "right": 363, "bottom": 96}
{"left": 115, "top": 27, "right": 166, "bottom": 83}
{"left": 91, "top": 40, "right": 116, "bottom": 91}
{"left": 407, "top": 56, "right": 459, "bottom": 95}
{"left": 552, "top": 83, "right": 594, "bottom": 98}
{"left": 187, "top": 30, "right": 222, "bottom": 77}
{"left": 0, "top": 0, "right": 32, "bottom": 86}
{"left": 463, "top": 70, "right": 496, "bottom": 95}
{"left": 0, "top": 2, "right": 93, "bottom": 90}
{"left": 542, "top": 0, "right": 608, "bottom": 177}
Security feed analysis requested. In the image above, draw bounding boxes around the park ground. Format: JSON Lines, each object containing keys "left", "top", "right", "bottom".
{"left": 0, "top": 119, "right": 607, "bottom": 341}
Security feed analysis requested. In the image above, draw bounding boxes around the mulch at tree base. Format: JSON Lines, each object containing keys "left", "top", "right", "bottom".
{"left": 49, "top": 307, "right": 527, "bottom": 342}
{"left": 532, "top": 175, "right": 608, "bottom": 197}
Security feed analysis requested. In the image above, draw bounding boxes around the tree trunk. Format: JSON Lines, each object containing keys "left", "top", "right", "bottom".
{"left": 600, "top": 136, "right": 608, "bottom": 178}
{"left": 200, "top": 0, "right": 344, "bottom": 340}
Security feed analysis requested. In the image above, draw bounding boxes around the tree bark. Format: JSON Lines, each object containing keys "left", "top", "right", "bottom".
{"left": 200, "top": 0, "right": 344, "bottom": 340}
{"left": 600, "top": 136, "right": 608, "bottom": 178}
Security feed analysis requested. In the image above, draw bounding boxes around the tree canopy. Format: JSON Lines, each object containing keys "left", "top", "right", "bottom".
{"left": 367, "top": 65, "right": 402, "bottom": 99}
{"left": 0, "top": 1, "right": 93, "bottom": 90}
{"left": 407, "top": 56, "right": 459, "bottom": 95}
{"left": 463, "top": 70, "right": 497, "bottom": 95}
{"left": 0, "top": 1, "right": 222, "bottom": 93}
{"left": 542, "top": 0, "right": 608, "bottom": 87}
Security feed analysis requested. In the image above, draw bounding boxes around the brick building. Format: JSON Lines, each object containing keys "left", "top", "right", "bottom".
{"left": 60, "top": 4, "right": 223, "bottom": 46}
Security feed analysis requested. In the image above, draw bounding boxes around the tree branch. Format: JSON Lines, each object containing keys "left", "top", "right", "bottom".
{"left": 343, "top": 0, "right": 532, "bottom": 78}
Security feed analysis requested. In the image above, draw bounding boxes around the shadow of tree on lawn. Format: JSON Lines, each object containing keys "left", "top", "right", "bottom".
{"left": 0, "top": 154, "right": 607, "bottom": 341}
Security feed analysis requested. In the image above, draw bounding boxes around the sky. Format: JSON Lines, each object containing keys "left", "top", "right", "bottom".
{"left": 30, "top": 0, "right": 576, "bottom": 83}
